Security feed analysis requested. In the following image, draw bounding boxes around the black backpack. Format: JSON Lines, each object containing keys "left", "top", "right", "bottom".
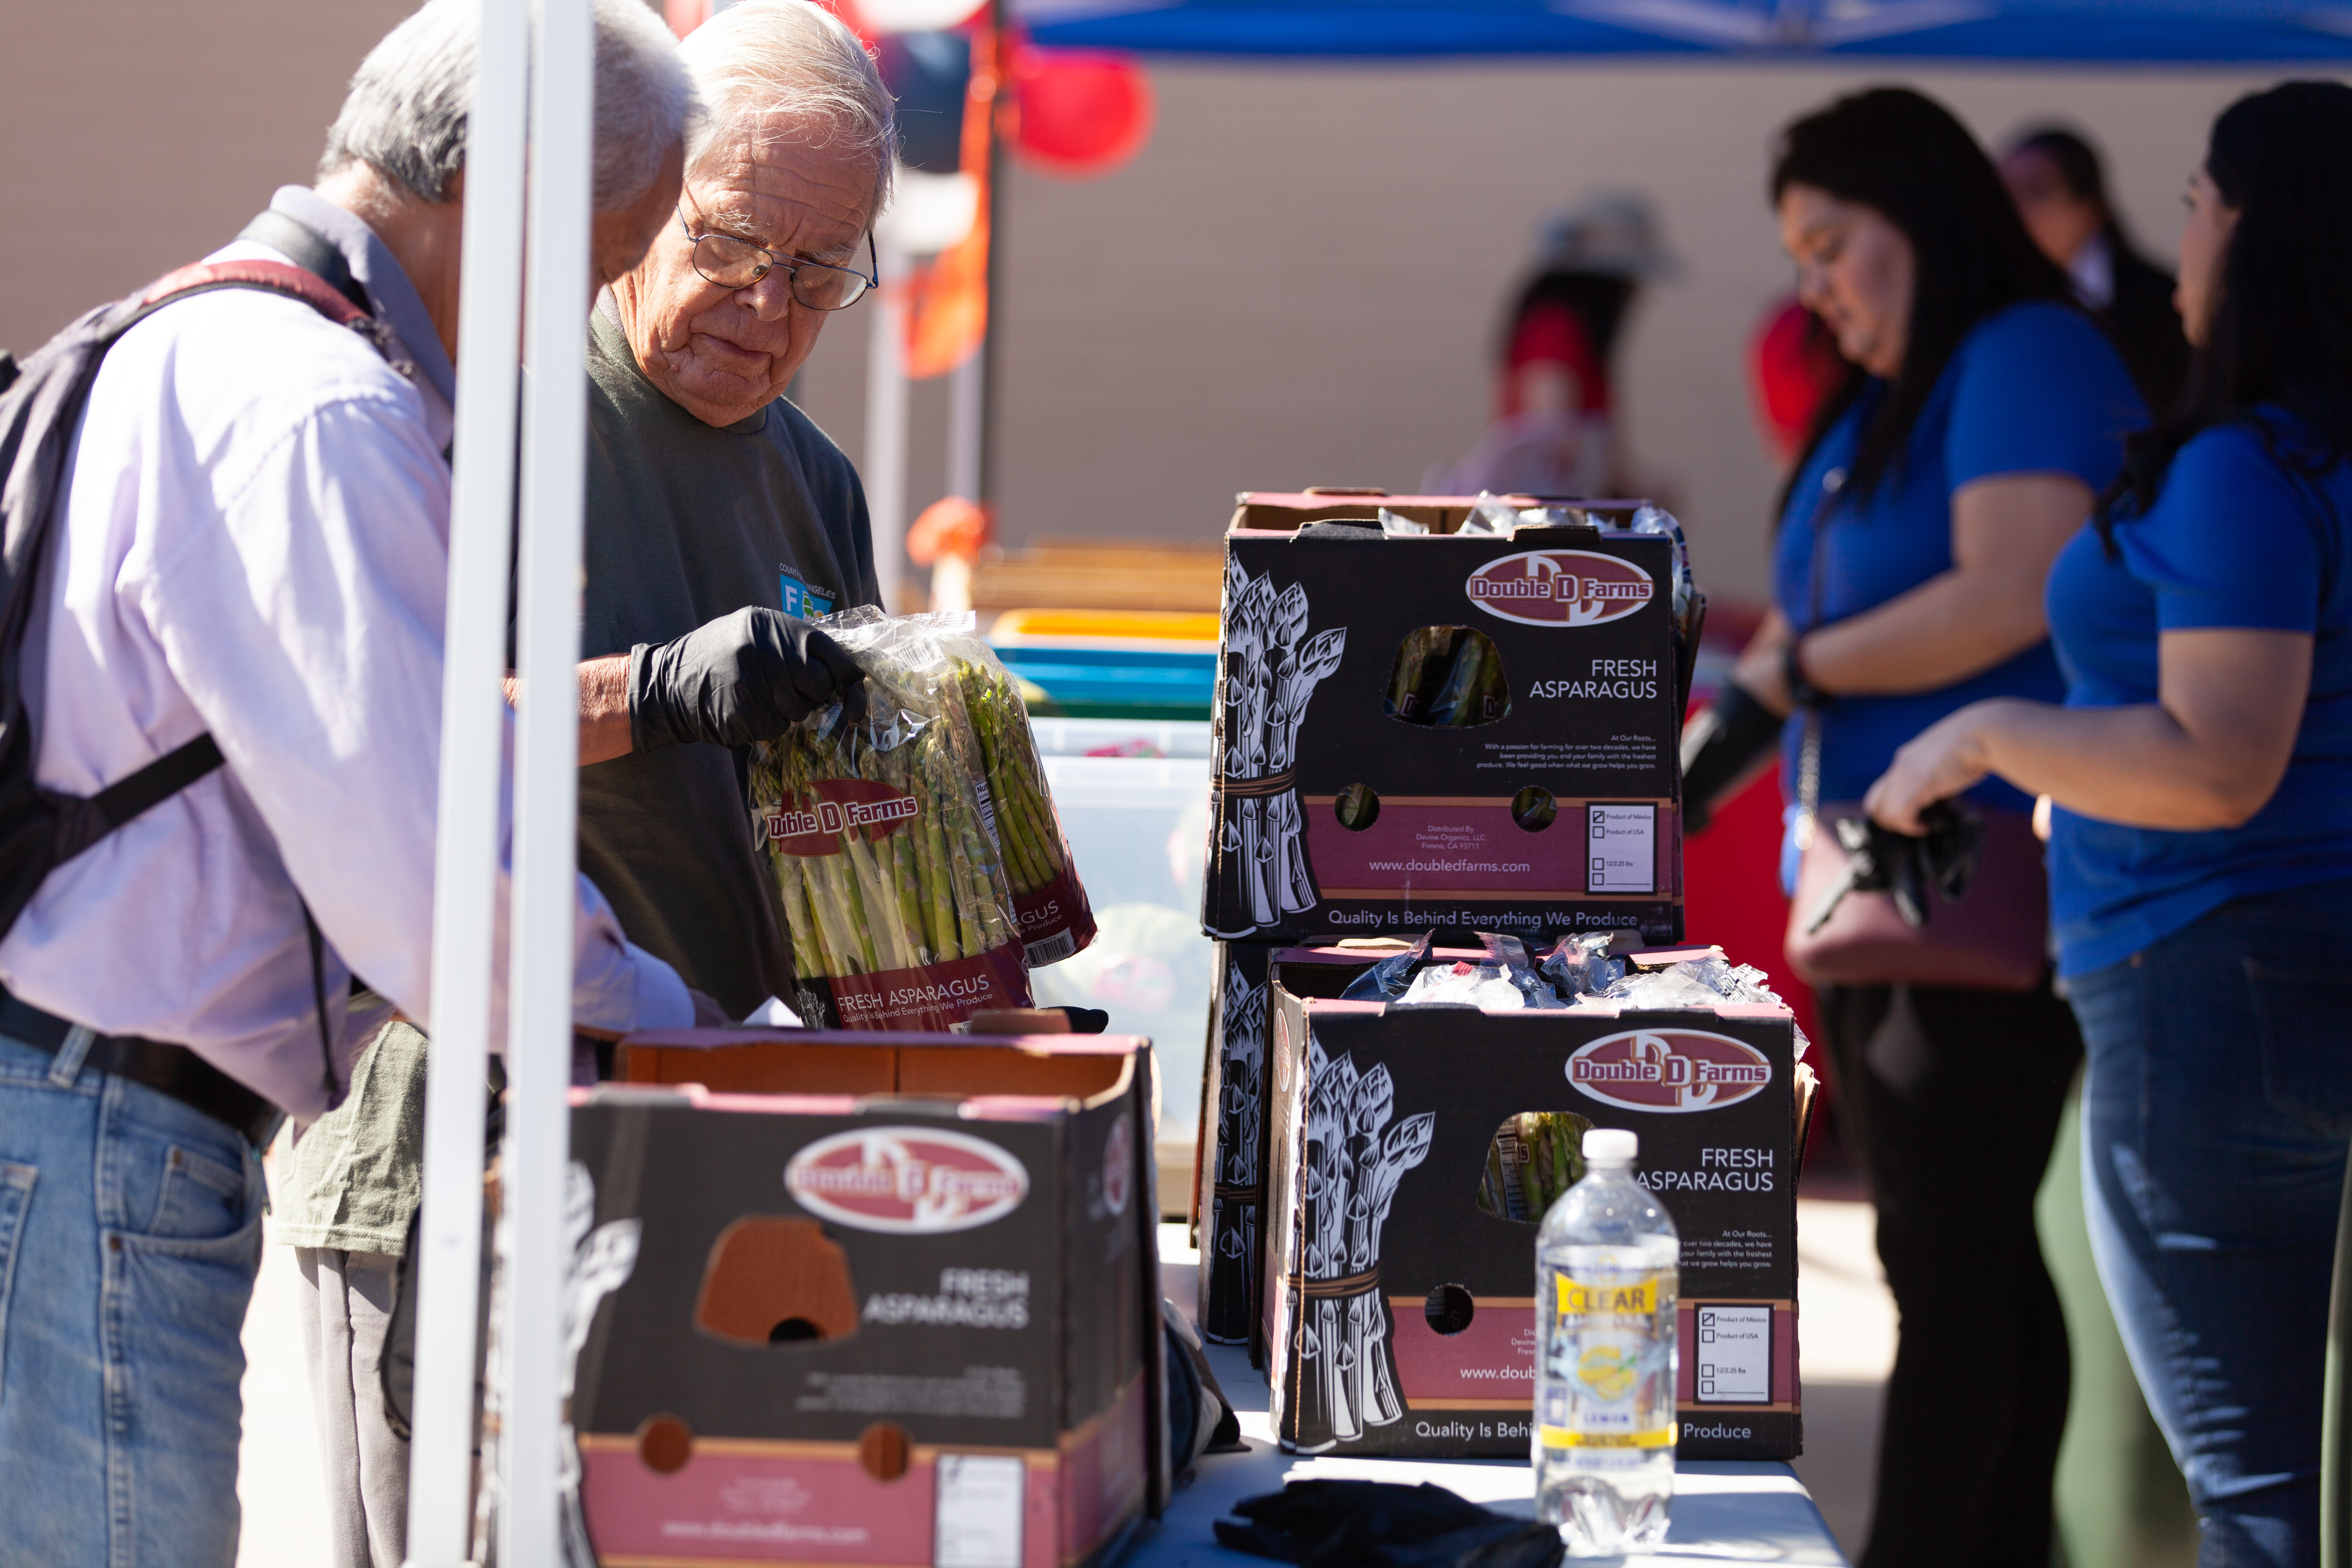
{"left": 0, "top": 237, "right": 395, "bottom": 1098}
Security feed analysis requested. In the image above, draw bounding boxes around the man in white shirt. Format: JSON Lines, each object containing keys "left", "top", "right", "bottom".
{"left": 0, "top": 3, "right": 698, "bottom": 1562}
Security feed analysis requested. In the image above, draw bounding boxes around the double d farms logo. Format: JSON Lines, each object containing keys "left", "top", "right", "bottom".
{"left": 785, "top": 1127, "right": 1029, "bottom": 1234}
{"left": 764, "top": 777, "right": 921, "bottom": 858}
{"left": 1466, "top": 550, "right": 1655, "bottom": 628}
{"left": 1566, "top": 1030, "right": 1774, "bottom": 1114}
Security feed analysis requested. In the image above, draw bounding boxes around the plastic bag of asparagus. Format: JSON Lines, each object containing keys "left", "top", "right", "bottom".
{"left": 1475, "top": 1110, "right": 1594, "bottom": 1221}
{"left": 749, "top": 609, "right": 1094, "bottom": 1029}
{"left": 926, "top": 619, "right": 1099, "bottom": 969}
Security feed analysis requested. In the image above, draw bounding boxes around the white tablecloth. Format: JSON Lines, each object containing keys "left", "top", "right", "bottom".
{"left": 1135, "top": 1232, "right": 1848, "bottom": 1566}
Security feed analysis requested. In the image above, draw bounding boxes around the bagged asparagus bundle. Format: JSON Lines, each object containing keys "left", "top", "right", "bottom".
{"left": 929, "top": 622, "right": 1098, "bottom": 968}
{"left": 1476, "top": 1110, "right": 1594, "bottom": 1221}
{"left": 749, "top": 612, "right": 1032, "bottom": 1030}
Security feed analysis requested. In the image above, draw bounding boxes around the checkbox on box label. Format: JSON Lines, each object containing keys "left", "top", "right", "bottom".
{"left": 1585, "top": 805, "right": 1656, "bottom": 894}
{"left": 1692, "top": 1305, "right": 1772, "bottom": 1403}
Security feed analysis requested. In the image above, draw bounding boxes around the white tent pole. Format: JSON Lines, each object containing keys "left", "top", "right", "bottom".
{"left": 864, "top": 235, "right": 910, "bottom": 610}
{"left": 946, "top": 341, "right": 985, "bottom": 502}
{"left": 499, "top": 0, "right": 594, "bottom": 1558}
{"left": 403, "top": 0, "right": 527, "bottom": 1559}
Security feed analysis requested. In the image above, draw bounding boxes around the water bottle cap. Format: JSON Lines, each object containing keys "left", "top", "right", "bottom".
{"left": 1582, "top": 1128, "right": 1638, "bottom": 1164}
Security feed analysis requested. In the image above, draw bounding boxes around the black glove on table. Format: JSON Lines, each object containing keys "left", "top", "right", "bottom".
{"left": 1215, "top": 1480, "right": 1563, "bottom": 1568}
{"left": 628, "top": 606, "right": 865, "bottom": 752}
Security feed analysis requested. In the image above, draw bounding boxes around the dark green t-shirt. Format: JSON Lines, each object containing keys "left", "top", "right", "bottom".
{"left": 579, "top": 305, "right": 879, "bottom": 1014}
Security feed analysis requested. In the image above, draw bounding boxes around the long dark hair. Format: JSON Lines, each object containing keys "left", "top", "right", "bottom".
{"left": 2104, "top": 82, "right": 2352, "bottom": 529}
{"left": 1770, "top": 88, "right": 2077, "bottom": 513}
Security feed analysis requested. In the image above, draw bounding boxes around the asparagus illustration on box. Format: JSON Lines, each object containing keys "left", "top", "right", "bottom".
{"left": 1289, "top": 1037, "right": 1434, "bottom": 1452}
{"left": 1205, "top": 963, "right": 1268, "bottom": 1343}
{"left": 474, "top": 1161, "right": 641, "bottom": 1568}
{"left": 1214, "top": 558, "right": 1347, "bottom": 936}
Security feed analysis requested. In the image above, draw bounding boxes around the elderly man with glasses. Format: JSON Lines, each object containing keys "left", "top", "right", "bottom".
{"left": 271, "top": 5, "right": 891, "bottom": 1560}
{"left": 566, "top": 0, "right": 892, "bottom": 1015}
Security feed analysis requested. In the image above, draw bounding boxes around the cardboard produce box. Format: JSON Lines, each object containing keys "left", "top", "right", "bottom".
{"left": 567, "top": 1029, "right": 1167, "bottom": 1568}
{"left": 1258, "top": 985, "right": 1804, "bottom": 1462}
{"left": 1205, "top": 491, "right": 1692, "bottom": 947}
{"left": 1195, "top": 939, "right": 1483, "bottom": 1354}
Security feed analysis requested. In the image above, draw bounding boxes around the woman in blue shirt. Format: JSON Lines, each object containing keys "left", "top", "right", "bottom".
{"left": 1869, "top": 83, "right": 2352, "bottom": 1568}
{"left": 1716, "top": 88, "right": 2143, "bottom": 1568}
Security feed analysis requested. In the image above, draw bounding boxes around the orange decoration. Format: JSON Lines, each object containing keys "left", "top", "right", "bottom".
{"left": 907, "top": 496, "right": 993, "bottom": 565}
{"left": 898, "top": 18, "right": 1002, "bottom": 379}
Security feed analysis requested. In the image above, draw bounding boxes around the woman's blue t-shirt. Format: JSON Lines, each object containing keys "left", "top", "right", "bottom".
{"left": 1773, "top": 302, "right": 2144, "bottom": 809}
{"left": 2045, "top": 413, "right": 2352, "bottom": 976}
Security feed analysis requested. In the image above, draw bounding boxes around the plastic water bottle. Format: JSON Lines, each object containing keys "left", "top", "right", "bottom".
{"left": 1534, "top": 1128, "right": 1680, "bottom": 1554}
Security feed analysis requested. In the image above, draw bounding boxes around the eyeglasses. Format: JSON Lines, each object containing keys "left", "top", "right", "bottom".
{"left": 677, "top": 211, "right": 877, "bottom": 309}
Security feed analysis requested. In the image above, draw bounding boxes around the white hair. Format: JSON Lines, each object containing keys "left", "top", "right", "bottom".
{"left": 678, "top": 0, "right": 895, "bottom": 217}
{"left": 320, "top": 0, "right": 696, "bottom": 211}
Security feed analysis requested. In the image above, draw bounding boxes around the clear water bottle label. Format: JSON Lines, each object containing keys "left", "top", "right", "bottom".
{"left": 1538, "top": 1266, "right": 1675, "bottom": 1453}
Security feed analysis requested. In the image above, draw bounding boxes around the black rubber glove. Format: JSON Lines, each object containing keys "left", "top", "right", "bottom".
{"left": 1679, "top": 680, "right": 1785, "bottom": 835}
{"left": 627, "top": 607, "right": 866, "bottom": 752}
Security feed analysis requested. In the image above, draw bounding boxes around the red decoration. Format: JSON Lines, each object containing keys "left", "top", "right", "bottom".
{"left": 1748, "top": 296, "right": 1848, "bottom": 464}
{"left": 1010, "top": 46, "right": 1154, "bottom": 177}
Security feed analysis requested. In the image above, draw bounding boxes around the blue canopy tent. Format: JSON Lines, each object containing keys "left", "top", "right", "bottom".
{"left": 1014, "top": 0, "right": 2352, "bottom": 61}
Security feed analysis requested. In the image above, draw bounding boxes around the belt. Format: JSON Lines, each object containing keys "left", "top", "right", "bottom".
{"left": 0, "top": 987, "right": 280, "bottom": 1148}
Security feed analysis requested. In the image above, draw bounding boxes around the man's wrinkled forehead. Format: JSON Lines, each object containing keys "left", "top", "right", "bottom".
{"left": 689, "top": 114, "right": 880, "bottom": 262}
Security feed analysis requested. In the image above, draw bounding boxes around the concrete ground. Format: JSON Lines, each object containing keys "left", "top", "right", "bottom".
{"left": 230, "top": 1134, "right": 1900, "bottom": 1566}
{"left": 236, "top": 1139, "right": 332, "bottom": 1568}
{"left": 1788, "top": 1188, "right": 1895, "bottom": 1560}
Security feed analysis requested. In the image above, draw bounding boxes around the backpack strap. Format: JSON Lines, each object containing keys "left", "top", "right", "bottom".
{"left": 236, "top": 211, "right": 371, "bottom": 315}
{"left": 46, "top": 732, "right": 224, "bottom": 863}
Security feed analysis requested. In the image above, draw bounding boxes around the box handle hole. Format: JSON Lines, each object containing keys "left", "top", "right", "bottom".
{"left": 637, "top": 1413, "right": 694, "bottom": 1474}
{"left": 859, "top": 1421, "right": 911, "bottom": 1481}
{"left": 1424, "top": 1283, "right": 1477, "bottom": 1335}
{"left": 1334, "top": 783, "right": 1380, "bottom": 831}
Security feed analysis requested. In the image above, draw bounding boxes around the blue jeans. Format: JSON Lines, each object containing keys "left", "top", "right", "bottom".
{"left": 2068, "top": 878, "right": 2352, "bottom": 1568}
{"left": 0, "top": 1032, "right": 266, "bottom": 1567}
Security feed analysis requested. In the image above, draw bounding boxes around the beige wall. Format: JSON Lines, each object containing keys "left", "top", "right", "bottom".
{"left": 0, "top": 8, "right": 2323, "bottom": 609}
{"left": 792, "top": 62, "right": 2323, "bottom": 606}
{"left": 0, "top": 0, "right": 416, "bottom": 354}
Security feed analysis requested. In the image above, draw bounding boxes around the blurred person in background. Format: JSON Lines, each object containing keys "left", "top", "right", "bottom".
{"left": 1686, "top": 86, "right": 2143, "bottom": 1568}
{"left": 2003, "top": 125, "right": 2192, "bottom": 413}
{"left": 1870, "top": 81, "right": 2352, "bottom": 1568}
{"left": 273, "top": 2, "right": 887, "bottom": 1563}
{"left": 0, "top": 1, "right": 700, "bottom": 1562}
{"left": 1425, "top": 193, "right": 1669, "bottom": 498}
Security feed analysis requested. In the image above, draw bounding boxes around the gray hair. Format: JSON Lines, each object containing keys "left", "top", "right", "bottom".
{"left": 678, "top": 0, "right": 895, "bottom": 217}
{"left": 320, "top": 0, "right": 696, "bottom": 211}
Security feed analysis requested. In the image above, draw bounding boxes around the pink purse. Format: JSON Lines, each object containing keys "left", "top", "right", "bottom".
{"left": 1782, "top": 719, "right": 2049, "bottom": 990}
